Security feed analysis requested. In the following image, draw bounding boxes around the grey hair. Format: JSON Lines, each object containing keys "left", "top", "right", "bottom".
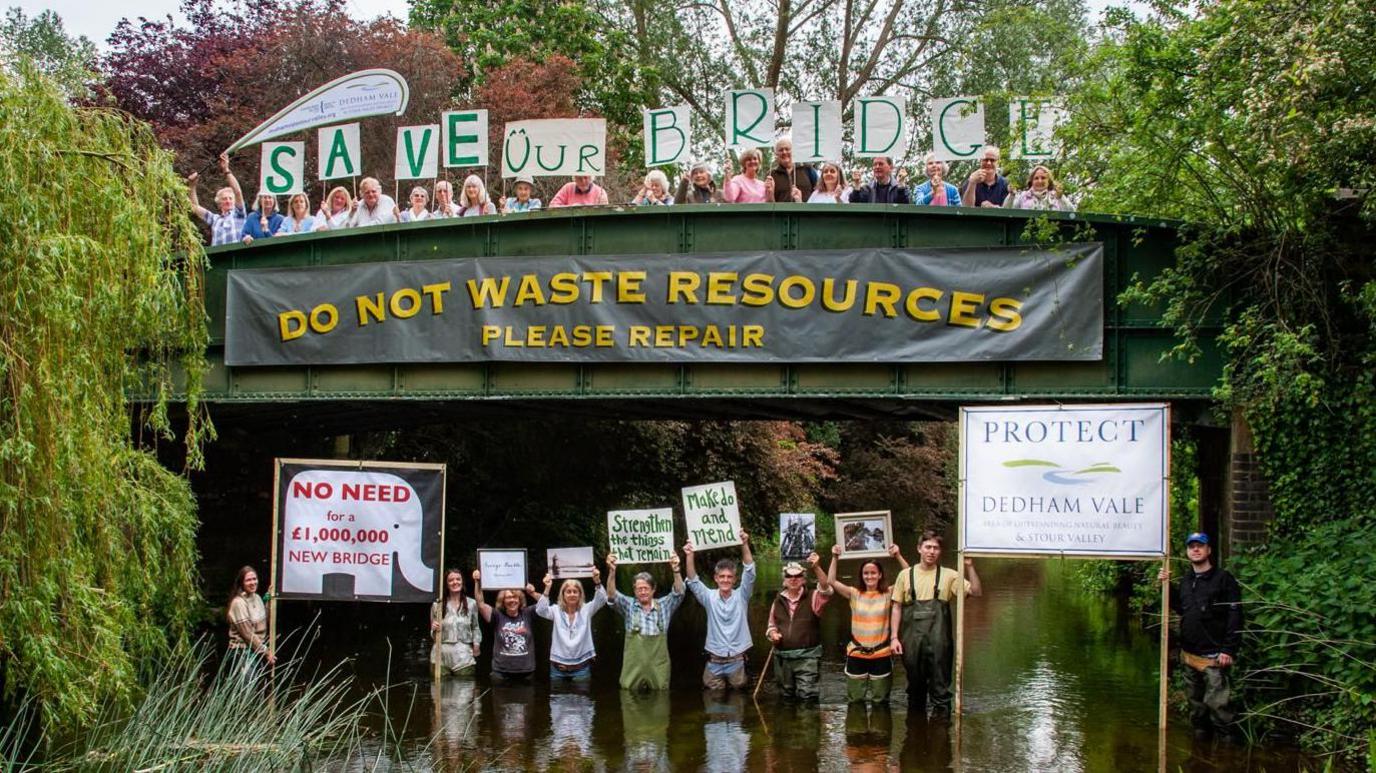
{"left": 774, "top": 136, "right": 793, "bottom": 150}
{"left": 922, "top": 152, "right": 948, "bottom": 175}
{"left": 713, "top": 558, "right": 739, "bottom": 576}
{"left": 632, "top": 572, "right": 656, "bottom": 590}
{"left": 690, "top": 162, "right": 712, "bottom": 176}
{"left": 979, "top": 145, "right": 1001, "bottom": 160}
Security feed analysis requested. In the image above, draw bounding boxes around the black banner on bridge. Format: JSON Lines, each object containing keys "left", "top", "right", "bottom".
{"left": 225, "top": 245, "right": 1103, "bottom": 366}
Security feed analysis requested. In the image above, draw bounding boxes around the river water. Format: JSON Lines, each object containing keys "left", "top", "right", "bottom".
{"left": 283, "top": 555, "right": 1330, "bottom": 772}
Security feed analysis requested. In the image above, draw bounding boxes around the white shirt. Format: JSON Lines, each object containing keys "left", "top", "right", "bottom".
{"left": 535, "top": 586, "right": 608, "bottom": 665}
{"left": 807, "top": 187, "right": 852, "bottom": 204}
{"left": 347, "top": 194, "right": 398, "bottom": 228}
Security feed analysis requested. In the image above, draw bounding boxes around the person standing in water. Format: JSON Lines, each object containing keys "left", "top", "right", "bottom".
{"left": 889, "top": 530, "right": 982, "bottom": 716}
{"left": 605, "top": 551, "right": 685, "bottom": 691}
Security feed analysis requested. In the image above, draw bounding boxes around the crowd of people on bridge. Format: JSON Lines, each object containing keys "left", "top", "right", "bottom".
{"left": 188, "top": 141, "right": 1074, "bottom": 247}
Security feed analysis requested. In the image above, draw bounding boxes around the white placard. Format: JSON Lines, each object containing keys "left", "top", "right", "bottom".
{"left": 607, "top": 508, "right": 676, "bottom": 564}
{"left": 1008, "top": 97, "right": 1066, "bottom": 160}
{"left": 478, "top": 549, "right": 529, "bottom": 590}
{"left": 260, "top": 142, "right": 304, "bottom": 196}
{"left": 961, "top": 404, "right": 1169, "bottom": 557}
{"left": 317, "top": 124, "right": 360, "bottom": 181}
{"left": 442, "top": 109, "right": 489, "bottom": 168}
{"left": 779, "top": 512, "right": 816, "bottom": 560}
{"left": 931, "top": 97, "right": 985, "bottom": 162}
{"left": 395, "top": 125, "right": 439, "bottom": 180}
{"left": 791, "top": 101, "right": 842, "bottom": 163}
{"left": 278, "top": 464, "right": 441, "bottom": 601}
{"left": 681, "top": 481, "right": 743, "bottom": 549}
{"left": 643, "top": 106, "right": 692, "bottom": 167}
{"left": 501, "top": 118, "right": 607, "bottom": 177}
{"left": 853, "top": 96, "right": 907, "bottom": 159}
{"left": 547, "top": 546, "right": 595, "bottom": 579}
{"left": 724, "top": 89, "right": 774, "bottom": 151}
{"left": 225, "top": 68, "right": 408, "bottom": 154}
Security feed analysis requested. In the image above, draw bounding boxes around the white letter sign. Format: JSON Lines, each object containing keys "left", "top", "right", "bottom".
{"left": 443, "top": 109, "right": 489, "bottom": 168}
{"left": 260, "top": 142, "right": 304, "bottom": 195}
{"left": 1009, "top": 97, "right": 1066, "bottom": 160}
{"left": 317, "top": 124, "right": 360, "bottom": 181}
{"left": 501, "top": 119, "right": 607, "bottom": 178}
{"left": 682, "top": 481, "right": 743, "bottom": 549}
{"left": 478, "top": 549, "right": 528, "bottom": 590}
{"left": 960, "top": 404, "right": 1169, "bottom": 558}
{"left": 932, "top": 97, "right": 985, "bottom": 162}
{"left": 395, "top": 125, "right": 439, "bottom": 180}
{"left": 791, "top": 101, "right": 842, "bottom": 163}
{"left": 274, "top": 459, "right": 444, "bottom": 603}
{"left": 724, "top": 89, "right": 774, "bottom": 151}
{"left": 854, "top": 96, "right": 907, "bottom": 159}
{"left": 607, "top": 508, "right": 676, "bottom": 564}
{"left": 643, "top": 106, "right": 692, "bottom": 167}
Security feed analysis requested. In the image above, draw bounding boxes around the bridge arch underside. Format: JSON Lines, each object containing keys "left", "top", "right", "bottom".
{"left": 175, "top": 204, "right": 1223, "bottom": 434}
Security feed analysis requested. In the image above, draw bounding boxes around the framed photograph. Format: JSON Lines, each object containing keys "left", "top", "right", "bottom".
{"left": 478, "top": 549, "right": 528, "bottom": 590}
{"left": 778, "top": 513, "right": 817, "bottom": 561}
{"left": 546, "top": 547, "right": 596, "bottom": 579}
{"left": 834, "top": 511, "right": 893, "bottom": 559}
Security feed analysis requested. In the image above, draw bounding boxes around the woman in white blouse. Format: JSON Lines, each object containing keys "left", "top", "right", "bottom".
{"left": 533, "top": 566, "right": 607, "bottom": 682}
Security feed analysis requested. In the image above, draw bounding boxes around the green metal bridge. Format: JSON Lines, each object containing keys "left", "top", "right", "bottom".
{"left": 194, "top": 204, "right": 1220, "bottom": 428}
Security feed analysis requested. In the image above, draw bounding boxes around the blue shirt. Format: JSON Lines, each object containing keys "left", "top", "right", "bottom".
{"left": 202, "top": 206, "right": 246, "bottom": 246}
{"left": 612, "top": 589, "right": 684, "bottom": 635}
{"left": 970, "top": 174, "right": 1010, "bottom": 207}
{"left": 241, "top": 210, "right": 284, "bottom": 240}
{"left": 914, "top": 181, "right": 962, "bottom": 206}
{"left": 685, "top": 562, "right": 755, "bottom": 657}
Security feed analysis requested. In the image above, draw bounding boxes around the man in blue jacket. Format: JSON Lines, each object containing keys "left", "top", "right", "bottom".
{"left": 849, "top": 156, "right": 911, "bottom": 204}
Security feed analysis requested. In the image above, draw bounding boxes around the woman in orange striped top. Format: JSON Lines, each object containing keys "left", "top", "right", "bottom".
{"left": 827, "top": 544, "right": 894, "bottom": 705}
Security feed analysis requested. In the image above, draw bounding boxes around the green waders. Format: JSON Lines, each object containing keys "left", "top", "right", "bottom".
{"left": 899, "top": 566, "right": 954, "bottom": 714}
{"left": 620, "top": 628, "right": 671, "bottom": 692}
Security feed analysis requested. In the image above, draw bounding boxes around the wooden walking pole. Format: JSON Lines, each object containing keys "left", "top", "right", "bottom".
{"left": 267, "top": 459, "right": 282, "bottom": 714}
{"left": 753, "top": 647, "right": 774, "bottom": 699}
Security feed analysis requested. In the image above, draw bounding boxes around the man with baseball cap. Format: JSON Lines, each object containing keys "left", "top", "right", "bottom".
{"left": 765, "top": 552, "right": 831, "bottom": 700}
{"left": 1160, "top": 532, "right": 1244, "bottom": 741}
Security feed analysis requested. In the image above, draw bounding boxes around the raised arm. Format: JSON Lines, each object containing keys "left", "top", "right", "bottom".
{"left": 187, "top": 172, "right": 208, "bottom": 218}
{"left": 964, "top": 558, "right": 983, "bottom": 597}
{"left": 827, "top": 544, "right": 857, "bottom": 600}
{"left": 219, "top": 153, "right": 244, "bottom": 209}
{"left": 808, "top": 552, "right": 829, "bottom": 593}
{"left": 683, "top": 541, "right": 697, "bottom": 580}
{"left": 472, "top": 569, "right": 493, "bottom": 622}
{"left": 669, "top": 552, "right": 685, "bottom": 594}
{"left": 604, "top": 553, "right": 619, "bottom": 602}
{"left": 739, "top": 529, "right": 753, "bottom": 565}
{"left": 888, "top": 543, "right": 910, "bottom": 570}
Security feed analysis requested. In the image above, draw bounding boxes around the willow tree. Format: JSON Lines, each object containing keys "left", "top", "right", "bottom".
{"left": 0, "top": 63, "right": 209, "bottom": 732}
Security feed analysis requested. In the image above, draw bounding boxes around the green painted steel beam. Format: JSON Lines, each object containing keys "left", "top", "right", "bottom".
{"left": 176, "top": 204, "right": 1216, "bottom": 409}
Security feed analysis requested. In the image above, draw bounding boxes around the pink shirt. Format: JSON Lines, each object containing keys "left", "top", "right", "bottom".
{"left": 723, "top": 174, "right": 768, "bottom": 203}
{"left": 549, "top": 182, "right": 609, "bottom": 208}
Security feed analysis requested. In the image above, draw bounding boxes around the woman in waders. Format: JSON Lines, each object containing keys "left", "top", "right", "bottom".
{"left": 604, "top": 552, "right": 686, "bottom": 691}
{"left": 888, "top": 530, "right": 982, "bottom": 716}
{"left": 827, "top": 545, "right": 895, "bottom": 704}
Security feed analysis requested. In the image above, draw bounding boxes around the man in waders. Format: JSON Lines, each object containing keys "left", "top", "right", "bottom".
{"left": 605, "top": 551, "right": 685, "bottom": 691}
{"left": 764, "top": 552, "right": 831, "bottom": 700}
{"left": 1159, "top": 532, "right": 1244, "bottom": 741}
{"left": 684, "top": 531, "right": 756, "bottom": 690}
{"left": 889, "top": 530, "right": 982, "bottom": 717}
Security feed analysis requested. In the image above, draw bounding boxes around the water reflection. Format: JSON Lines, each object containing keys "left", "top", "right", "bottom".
{"left": 430, "top": 678, "right": 480, "bottom": 758}
{"left": 537, "top": 691, "right": 596, "bottom": 769}
{"left": 620, "top": 690, "right": 670, "bottom": 772}
{"left": 843, "top": 703, "right": 894, "bottom": 772}
{"left": 899, "top": 715, "right": 954, "bottom": 772}
{"left": 701, "top": 693, "right": 750, "bottom": 772}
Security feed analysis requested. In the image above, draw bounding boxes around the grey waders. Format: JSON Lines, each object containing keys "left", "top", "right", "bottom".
{"left": 899, "top": 566, "right": 954, "bottom": 714}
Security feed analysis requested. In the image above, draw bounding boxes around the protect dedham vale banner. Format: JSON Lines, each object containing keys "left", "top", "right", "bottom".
{"left": 960, "top": 404, "right": 1169, "bottom": 558}
{"left": 274, "top": 459, "right": 444, "bottom": 602}
{"left": 224, "top": 245, "right": 1103, "bottom": 365}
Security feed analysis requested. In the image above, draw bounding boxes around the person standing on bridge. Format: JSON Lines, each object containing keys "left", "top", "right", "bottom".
{"left": 768, "top": 137, "right": 812, "bottom": 203}
{"left": 186, "top": 152, "right": 245, "bottom": 246}
{"left": 473, "top": 570, "right": 540, "bottom": 682}
{"left": 314, "top": 186, "right": 353, "bottom": 231}
{"left": 847, "top": 156, "right": 911, "bottom": 204}
{"left": 684, "top": 530, "right": 756, "bottom": 690}
{"left": 533, "top": 566, "right": 608, "bottom": 682}
{"left": 1005, "top": 165, "right": 1074, "bottom": 212}
{"left": 458, "top": 175, "right": 498, "bottom": 216}
{"left": 1159, "top": 532, "right": 1244, "bottom": 741}
{"left": 431, "top": 568, "right": 481, "bottom": 676}
{"left": 722, "top": 149, "right": 768, "bottom": 203}
{"left": 605, "top": 551, "right": 685, "bottom": 691}
{"left": 764, "top": 553, "right": 831, "bottom": 701}
{"left": 889, "top": 530, "right": 981, "bottom": 717}
{"left": 914, "top": 153, "right": 962, "bottom": 207}
{"left": 347, "top": 177, "right": 398, "bottom": 228}
{"left": 960, "top": 145, "right": 1011, "bottom": 208}
{"left": 630, "top": 170, "right": 674, "bottom": 206}
{"left": 239, "top": 191, "right": 284, "bottom": 245}
{"left": 549, "top": 174, "right": 609, "bottom": 208}
{"left": 502, "top": 175, "right": 543, "bottom": 213}
{"left": 432, "top": 180, "right": 459, "bottom": 218}
{"left": 674, "top": 163, "right": 722, "bottom": 204}
{"left": 400, "top": 186, "right": 433, "bottom": 223}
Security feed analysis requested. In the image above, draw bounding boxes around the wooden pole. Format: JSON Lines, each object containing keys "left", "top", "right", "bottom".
{"left": 433, "top": 465, "right": 448, "bottom": 682}
{"left": 753, "top": 647, "right": 774, "bottom": 699}
{"left": 267, "top": 459, "right": 282, "bottom": 713}
{"left": 955, "top": 548, "right": 967, "bottom": 720}
{"left": 1158, "top": 405, "right": 1174, "bottom": 772}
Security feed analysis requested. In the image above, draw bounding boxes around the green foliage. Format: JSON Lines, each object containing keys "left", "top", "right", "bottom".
{"left": 0, "top": 64, "right": 209, "bottom": 733}
{"left": 1229, "top": 516, "right": 1376, "bottom": 755}
{"left": 0, "top": 8, "right": 96, "bottom": 100}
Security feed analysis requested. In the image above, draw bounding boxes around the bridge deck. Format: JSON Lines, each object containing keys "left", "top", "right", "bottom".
{"left": 178, "top": 204, "right": 1219, "bottom": 423}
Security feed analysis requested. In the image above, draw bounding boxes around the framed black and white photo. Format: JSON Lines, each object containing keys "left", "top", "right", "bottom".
{"left": 546, "top": 547, "right": 595, "bottom": 579}
{"left": 778, "top": 513, "right": 817, "bottom": 560}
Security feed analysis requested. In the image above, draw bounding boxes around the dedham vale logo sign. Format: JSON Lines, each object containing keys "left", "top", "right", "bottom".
{"left": 961, "top": 405, "right": 1169, "bottom": 557}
